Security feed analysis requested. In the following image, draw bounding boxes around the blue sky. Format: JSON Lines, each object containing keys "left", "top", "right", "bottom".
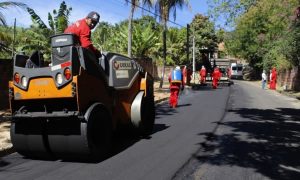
{"left": 1, "top": 0, "right": 212, "bottom": 28}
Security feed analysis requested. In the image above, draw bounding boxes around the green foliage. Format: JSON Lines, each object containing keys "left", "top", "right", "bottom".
{"left": 1, "top": 1, "right": 220, "bottom": 70}
{"left": 190, "top": 14, "right": 218, "bottom": 63}
{"left": 219, "top": 0, "right": 299, "bottom": 74}
{"left": 154, "top": 0, "right": 190, "bottom": 23}
{"left": 131, "top": 23, "right": 159, "bottom": 58}
{"left": 16, "top": 27, "right": 52, "bottom": 59}
{"left": 27, "top": 7, "right": 48, "bottom": 29}
{"left": 166, "top": 27, "right": 187, "bottom": 65}
{"left": 27, "top": 1, "right": 72, "bottom": 34}
{"left": 93, "top": 16, "right": 161, "bottom": 59}
{"left": 51, "top": 1, "right": 72, "bottom": 33}
{"left": 283, "top": 9, "right": 300, "bottom": 67}
{"left": 92, "top": 15, "right": 191, "bottom": 66}
{"left": 0, "top": 26, "right": 52, "bottom": 59}
{"left": 207, "top": 0, "right": 257, "bottom": 27}
{"left": 0, "top": 26, "right": 13, "bottom": 58}
{"left": 126, "top": 0, "right": 155, "bottom": 57}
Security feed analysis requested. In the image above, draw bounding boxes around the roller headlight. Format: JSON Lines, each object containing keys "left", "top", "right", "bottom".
{"left": 21, "top": 76, "right": 28, "bottom": 87}
{"left": 56, "top": 73, "right": 63, "bottom": 85}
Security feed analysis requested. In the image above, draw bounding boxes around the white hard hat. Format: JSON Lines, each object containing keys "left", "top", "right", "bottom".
{"left": 175, "top": 66, "right": 180, "bottom": 70}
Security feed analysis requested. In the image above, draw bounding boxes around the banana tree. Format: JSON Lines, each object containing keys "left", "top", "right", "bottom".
{"left": 0, "top": 1, "right": 28, "bottom": 57}
{"left": 92, "top": 22, "right": 115, "bottom": 51}
{"left": 0, "top": 1, "right": 28, "bottom": 26}
{"left": 131, "top": 23, "right": 159, "bottom": 57}
{"left": 166, "top": 27, "right": 187, "bottom": 65}
{"left": 27, "top": 1, "right": 72, "bottom": 34}
{"left": 16, "top": 27, "right": 52, "bottom": 59}
{"left": 0, "top": 26, "right": 13, "bottom": 58}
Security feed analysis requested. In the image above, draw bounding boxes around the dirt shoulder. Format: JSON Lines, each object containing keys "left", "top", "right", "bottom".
{"left": 247, "top": 80, "right": 300, "bottom": 100}
{"left": 0, "top": 111, "right": 12, "bottom": 156}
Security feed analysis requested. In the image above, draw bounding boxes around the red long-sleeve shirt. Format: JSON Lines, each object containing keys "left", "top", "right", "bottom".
{"left": 212, "top": 68, "right": 221, "bottom": 80}
{"left": 64, "top": 18, "right": 100, "bottom": 56}
{"left": 200, "top": 68, "right": 206, "bottom": 77}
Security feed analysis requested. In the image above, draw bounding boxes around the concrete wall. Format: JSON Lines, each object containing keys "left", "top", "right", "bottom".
{"left": 134, "top": 58, "right": 158, "bottom": 79}
{"left": 0, "top": 59, "right": 13, "bottom": 110}
{"left": 278, "top": 66, "right": 300, "bottom": 91}
{"left": 134, "top": 58, "right": 172, "bottom": 81}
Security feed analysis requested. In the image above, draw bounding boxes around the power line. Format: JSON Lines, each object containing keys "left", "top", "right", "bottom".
{"left": 120, "top": 0, "right": 185, "bottom": 28}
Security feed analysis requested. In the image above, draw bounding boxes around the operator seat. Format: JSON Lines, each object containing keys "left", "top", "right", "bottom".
{"left": 25, "top": 50, "right": 44, "bottom": 68}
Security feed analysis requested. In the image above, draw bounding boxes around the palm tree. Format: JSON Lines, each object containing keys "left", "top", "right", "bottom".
{"left": 0, "top": 1, "right": 28, "bottom": 26}
{"left": 48, "top": 1, "right": 72, "bottom": 34}
{"left": 0, "top": 2, "right": 28, "bottom": 57}
{"left": 126, "top": 0, "right": 154, "bottom": 58}
{"left": 154, "top": 0, "right": 189, "bottom": 88}
{"left": 131, "top": 21, "right": 159, "bottom": 57}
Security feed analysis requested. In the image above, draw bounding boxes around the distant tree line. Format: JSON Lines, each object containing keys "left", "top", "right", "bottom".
{"left": 0, "top": 1, "right": 222, "bottom": 68}
{"left": 209, "top": 0, "right": 300, "bottom": 75}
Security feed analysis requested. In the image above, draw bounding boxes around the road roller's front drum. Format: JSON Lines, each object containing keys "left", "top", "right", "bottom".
{"left": 10, "top": 120, "right": 52, "bottom": 159}
{"left": 47, "top": 119, "right": 91, "bottom": 160}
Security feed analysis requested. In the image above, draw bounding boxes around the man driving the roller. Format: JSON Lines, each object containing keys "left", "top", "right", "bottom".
{"left": 65, "top": 11, "right": 101, "bottom": 58}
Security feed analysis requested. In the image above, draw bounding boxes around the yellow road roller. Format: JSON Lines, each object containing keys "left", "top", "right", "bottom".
{"left": 8, "top": 34, "right": 155, "bottom": 161}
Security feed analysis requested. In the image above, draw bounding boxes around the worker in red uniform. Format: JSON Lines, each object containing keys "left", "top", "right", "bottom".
{"left": 64, "top": 11, "right": 101, "bottom": 58}
{"left": 182, "top": 66, "right": 187, "bottom": 84}
{"left": 168, "top": 66, "right": 184, "bottom": 108}
{"left": 186, "top": 67, "right": 192, "bottom": 86}
{"left": 227, "top": 67, "right": 231, "bottom": 79}
{"left": 269, "top": 67, "right": 277, "bottom": 90}
{"left": 212, "top": 67, "right": 221, "bottom": 89}
{"left": 199, "top": 65, "right": 206, "bottom": 85}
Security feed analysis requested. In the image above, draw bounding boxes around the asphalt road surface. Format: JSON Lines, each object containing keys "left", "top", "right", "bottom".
{"left": 1, "top": 81, "right": 299, "bottom": 180}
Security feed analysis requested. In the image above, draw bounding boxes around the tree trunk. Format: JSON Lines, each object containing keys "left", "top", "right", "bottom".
{"left": 128, "top": 5, "right": 134, "bottom": 58}
{"left": 159, "top": 21, "right": 167, "bottom": 88}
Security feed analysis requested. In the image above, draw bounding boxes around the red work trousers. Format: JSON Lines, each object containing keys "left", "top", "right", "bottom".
{"left": 169, "top": 84, "right": 180, "bottom": 108}
{"left": 212, "top": 78, "right": 219, "bottom": 89}
{"left": 200, "top": 76, "right": 206, "bottom": 84}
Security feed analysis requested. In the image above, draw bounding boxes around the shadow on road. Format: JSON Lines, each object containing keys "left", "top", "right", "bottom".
{"left": 198, "top": 108, "right": 300, "bottom": 180}
{"left": 155, "top": 102, "right": 179, "bottom": 119}
{"left": 176, "top": 103, "right": 191, "bottom": 108}
{"left": 191, "top": 84, "right": 212, "bottom": 91}
{"left": 191, "top": 84, "right": 230, "bottom": 91}
{"left": 110, "top": 105, "right": 172, "bottom": 160}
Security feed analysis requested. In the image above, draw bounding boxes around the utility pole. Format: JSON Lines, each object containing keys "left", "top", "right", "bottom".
{"left": 192, "top": 35, "right": 195, "bottom": 82}
{"left": 12, "top": 18, "right": 16, "bottom": 59}
{"left": 186, "top": 24, "right": 190, "bottom": 64}
{"left": 159, "top": 19, "right": 167, "bottom": 88}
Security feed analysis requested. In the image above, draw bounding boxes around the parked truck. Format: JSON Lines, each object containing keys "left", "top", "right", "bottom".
{"left": 206, "top": 58, "right": 232, "bottom": 86}
{"left": 230, "top": 63, "right": 243, "bottom": 79}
